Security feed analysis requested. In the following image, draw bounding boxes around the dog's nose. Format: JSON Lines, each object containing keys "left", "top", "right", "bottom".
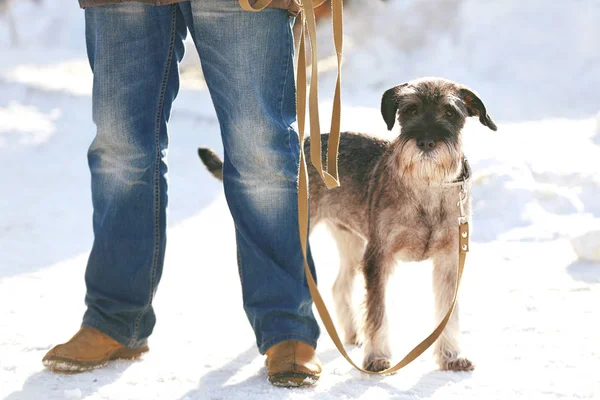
{"left": 417, "top": 138, "right": 436, "bottom": 151}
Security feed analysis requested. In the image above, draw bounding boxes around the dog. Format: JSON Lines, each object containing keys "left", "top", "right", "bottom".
{"left": 198, "top": 77, "right": 497, "bottom": 372}
{"left": 0, "top": 0, "right": 42, "bottom": 47}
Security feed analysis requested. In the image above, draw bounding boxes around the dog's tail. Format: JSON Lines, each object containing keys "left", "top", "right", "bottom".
{"left": 197, "top": 147, "right": 224, "bottom": 181}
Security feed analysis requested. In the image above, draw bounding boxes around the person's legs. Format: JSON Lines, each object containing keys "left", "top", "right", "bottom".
{"left": 81, "top": 3, "right": 187, "bottom": 346}
{"left": 180, "top": 0, "right": 320, "bottom": 353}
{"left": 43, "top": 3, "right": 189, "bottom": 372}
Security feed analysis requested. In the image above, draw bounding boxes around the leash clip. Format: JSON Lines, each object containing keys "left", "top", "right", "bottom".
{"left": 457, "top": 181, "right": 468, "bottom": 225}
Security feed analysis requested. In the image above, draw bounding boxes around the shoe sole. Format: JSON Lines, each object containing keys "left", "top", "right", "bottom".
{"left": 268, "top": 372, "right": 319, "bottom": 387}
{"left": 43, "top": 345, "right": 149, "bottom": 374}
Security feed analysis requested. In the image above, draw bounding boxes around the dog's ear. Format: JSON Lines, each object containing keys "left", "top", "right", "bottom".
{"left": 459, "top": 88, "right": 497, "bottom": 131}
{"left": 381, "top": 83, "right": 407, "bottom": 131}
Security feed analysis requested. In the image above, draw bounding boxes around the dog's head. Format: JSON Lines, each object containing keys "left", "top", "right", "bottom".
{"left": 381, "top": 77, "right": 496, "bottom": 184}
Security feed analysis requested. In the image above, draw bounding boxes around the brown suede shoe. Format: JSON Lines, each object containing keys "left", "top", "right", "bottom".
{"left": 42, "top": 326, "right": 148, "bottom": 373}
{"left": 265, "top": 340, "right": 322, "bottom": 387}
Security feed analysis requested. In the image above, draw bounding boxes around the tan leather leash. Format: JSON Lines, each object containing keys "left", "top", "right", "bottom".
{"left": 238, "top": 0, "right": 342, "bottom": 189}
{"left": 238, "top": 0, "right": 469, "bottom": 375}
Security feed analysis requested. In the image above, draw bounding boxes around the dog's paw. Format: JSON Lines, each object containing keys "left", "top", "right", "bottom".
{"left": 440, "top": 357, "right": 474, "bottom": 372}
{"left": 363, "top": 358, "right": 391, "bottom": 372}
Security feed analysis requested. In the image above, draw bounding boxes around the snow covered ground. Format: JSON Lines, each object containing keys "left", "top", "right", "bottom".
{"left": 1, "top": 1, "right": 599, "bottom": 399}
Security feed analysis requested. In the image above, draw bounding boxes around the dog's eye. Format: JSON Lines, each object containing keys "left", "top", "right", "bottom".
{"left": 445, "top": 108, "right": 456, "bottom": 118}
{"left": 404, "top": 105, "right": 418, "bottom": 116}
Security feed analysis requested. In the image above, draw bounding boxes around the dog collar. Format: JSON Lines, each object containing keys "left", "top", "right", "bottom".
{"left": 439, "top": 157, "right": 471, "bottom": 224}
{"left": 441, "top": 157, "right": 471, "bottom": 188}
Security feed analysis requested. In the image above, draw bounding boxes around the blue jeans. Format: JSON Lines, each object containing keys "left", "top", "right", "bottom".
{"left": 83, "top": 0, "right": 319, "bottom": 353}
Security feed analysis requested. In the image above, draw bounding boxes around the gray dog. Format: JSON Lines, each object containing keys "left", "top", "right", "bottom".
{"left": 198, "top": 77, "right": 497, "bottom": 373}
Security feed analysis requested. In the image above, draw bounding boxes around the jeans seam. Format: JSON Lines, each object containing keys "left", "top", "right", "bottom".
{"left": 236, "top": 230, "right": 244, "bottom": 287}
{"left": 279, "top": 18, "right": 296, "bottom": 173}
{"left": 131, "top": 4, "right": 177, "bottom": 346}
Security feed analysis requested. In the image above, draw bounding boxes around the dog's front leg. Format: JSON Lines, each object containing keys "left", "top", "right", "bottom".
{"left": 432, "top": 251, "right": 474, "bottom": 371}
{"left": 362, "top": 244, "right": 393, "bottom": 372}
{"left": 331, "top": 229, "right": 365, "bottom": 346}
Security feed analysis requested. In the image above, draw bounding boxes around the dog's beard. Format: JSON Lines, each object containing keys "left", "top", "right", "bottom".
{"left": 394, "top": 139, "right": 462, "bottom": 185}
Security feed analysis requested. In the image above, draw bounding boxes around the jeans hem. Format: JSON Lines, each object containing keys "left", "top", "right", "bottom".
{"left": 81, "top": 319, "right": 148, "bottom": 349}
{"left": 259, "top": 333, "right": 318, "bottom": 355}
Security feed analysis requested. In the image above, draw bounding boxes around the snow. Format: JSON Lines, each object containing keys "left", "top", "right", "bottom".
{"left": 1, "top": 1, "right": 600, "bottom": 399}
{"left": 64, "top": 388, "right": 83, "bottom": 399}
{"left": 571, "top": 230, "right": 600, "bottom": 262}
